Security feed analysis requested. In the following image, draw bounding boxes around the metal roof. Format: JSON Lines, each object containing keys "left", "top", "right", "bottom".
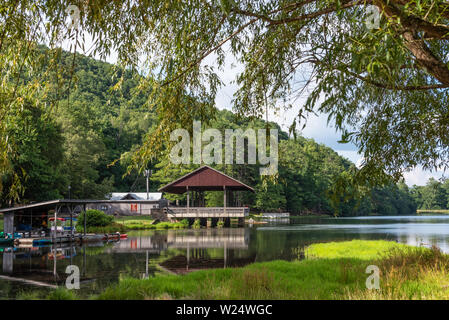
{"left": 0, "top": 198, "right": 163, "bottom": 214}
{"left": 108, "top": 192, "right": 162, "bottom": 201}
{"left": 158, "top": 165, "right": 255, "bottom": 194}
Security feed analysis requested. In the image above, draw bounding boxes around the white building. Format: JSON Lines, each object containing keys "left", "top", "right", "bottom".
{"left": 108, "top": 192, "right": 163, "bottom": 201}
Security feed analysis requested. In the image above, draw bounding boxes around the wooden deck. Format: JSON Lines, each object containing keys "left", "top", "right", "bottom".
{"left": 165, "top": 207, "right": 249, "bottom": 218}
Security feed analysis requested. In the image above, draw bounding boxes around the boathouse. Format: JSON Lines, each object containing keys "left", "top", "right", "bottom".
{"left": 0, "top": 197, "right": 166, "bottom": 238}
{"left": 159, "top": 165, "right": 254, "bottom": 226}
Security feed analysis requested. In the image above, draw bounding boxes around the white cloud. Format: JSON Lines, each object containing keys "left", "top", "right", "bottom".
{"left": 403, "top": 168, "right": 445, "bottom": 186}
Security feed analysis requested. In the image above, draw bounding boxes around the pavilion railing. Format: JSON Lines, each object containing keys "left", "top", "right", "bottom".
{"left": 165, "top": 207, "right": 249, "bottom": 218}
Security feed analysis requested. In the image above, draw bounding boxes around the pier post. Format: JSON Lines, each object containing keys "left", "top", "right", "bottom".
{"left": 53, "top": 206, "right": 58, "bottom": 242}
{"left": 69, "top": 205, "right": 73, "bottom": 238}
{"left": 3, "top": 213, "right": 13, "bottom": 234}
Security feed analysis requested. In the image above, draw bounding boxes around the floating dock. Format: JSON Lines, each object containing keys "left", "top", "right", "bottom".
{"left": 14, "top": 233, "right": 126, "bottom": 247}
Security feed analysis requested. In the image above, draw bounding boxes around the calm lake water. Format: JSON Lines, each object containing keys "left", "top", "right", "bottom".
{"left": 1, "top": 214, "right": 449, "bottom": 298}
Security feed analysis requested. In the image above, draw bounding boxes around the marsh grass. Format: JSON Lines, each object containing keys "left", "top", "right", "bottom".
{"left": 46, "top": 288, "right": 78, "bottom": 300}
{"left": 417, "top": 210, "right": 449, "bottom": 215}
{"left": 76, "top": 223, "right": 127, "bottom": 234}
{"left": 348, "top": 245, "right": 449, "bottom": 299}
{"left": 41, "top": 240, "right": 449, "bottom": 300}
{"left": 115, "top": 217, "right": 187, "bottom": 230}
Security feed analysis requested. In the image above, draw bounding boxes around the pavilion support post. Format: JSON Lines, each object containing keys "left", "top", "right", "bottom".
{"left": 187, "top": 242, "right": 190, "bottom": 271}
{"left": 187, "top": 186, "right": 189, "bottom": 215}
{"left": 224, "top": 241, "right": 227, "bottom": 268}
{"left": 145, "top": 250, "right": 149, "bottom": 279}
{"left": 223, "top": 186, "right": 226, "bottom": 216}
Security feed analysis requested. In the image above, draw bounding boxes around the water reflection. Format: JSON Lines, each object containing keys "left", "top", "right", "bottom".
{"left": 1, "top": 215, "right": 449, "bottom": 298}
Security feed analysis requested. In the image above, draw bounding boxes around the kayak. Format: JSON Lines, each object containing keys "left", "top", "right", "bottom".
{"left": 33, "top": 239, "right": 52, "bottom": 245}
{"left": 102, "top": 233, "right": 128, "bottom": 240}
{"left": 0, "top": 238, "right": 14, "bottom": 246}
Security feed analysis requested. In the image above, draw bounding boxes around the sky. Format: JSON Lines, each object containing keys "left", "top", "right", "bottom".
{"left": 207, "top": 48, "right": 445, "bottom": 187}
{"left": 66, "top": 33, "right": 443, "bottom": 187}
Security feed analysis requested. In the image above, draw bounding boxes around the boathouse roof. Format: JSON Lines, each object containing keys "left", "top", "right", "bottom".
{"left": 108, "top": 192, "right": 162, "bottom": 201}
{"left": 158, "top": 165, "right": 255, "bottom": 194}
{"left": 0, "top": 198, "right": 162, "bottom": 214}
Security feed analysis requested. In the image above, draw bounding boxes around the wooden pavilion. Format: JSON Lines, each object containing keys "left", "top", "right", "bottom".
{"left": 158, "top": 166, "right": 254, "bottom": 225}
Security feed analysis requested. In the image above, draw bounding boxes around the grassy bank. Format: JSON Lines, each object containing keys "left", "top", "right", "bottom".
{"left": 417, "top": 209, "right": 449, "bottom": 215}
{"left": 115, "top": 216, "right": 188, "bottom": 230}
{"left": 89, "top": 240, "right": 449, "bottom": 300}
{"left": 75, "top": 223, "right": 127, "bottom": 234}
{"left": 24, "top": 240, "right": 449, "bottom": 300}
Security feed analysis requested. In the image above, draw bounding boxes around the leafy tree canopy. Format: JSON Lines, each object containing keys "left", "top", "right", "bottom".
{"left": 2, "top": 0, "right": 449, "bottom": 188}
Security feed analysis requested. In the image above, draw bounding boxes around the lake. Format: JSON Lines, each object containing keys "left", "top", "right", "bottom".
{"left": 1, "top": 215, "right": 449, "bottom": 298}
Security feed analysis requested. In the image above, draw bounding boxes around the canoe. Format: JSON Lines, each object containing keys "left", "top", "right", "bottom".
{"left": 102, "top": 233, "right": 128, "bottom": 240}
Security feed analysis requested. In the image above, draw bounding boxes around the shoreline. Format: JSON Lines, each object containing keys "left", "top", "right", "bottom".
{"left": 26, "top": 239, "right": 449, "bottom": 300}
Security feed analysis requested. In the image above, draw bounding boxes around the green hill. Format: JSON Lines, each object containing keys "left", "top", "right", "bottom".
{"left": 0, "top": 48, "right": 416, "bottom": 216}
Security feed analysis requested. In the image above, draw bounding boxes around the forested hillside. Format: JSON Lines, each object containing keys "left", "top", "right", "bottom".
{"left": 0, "top": 48, "right": 417, "bottom": 216}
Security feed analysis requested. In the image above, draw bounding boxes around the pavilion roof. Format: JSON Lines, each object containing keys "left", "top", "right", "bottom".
{"left": 158, "top": 166, "right": 255, "bottom": 194}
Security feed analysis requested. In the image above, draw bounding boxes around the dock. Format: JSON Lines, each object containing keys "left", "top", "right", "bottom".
{"left": 14, "top": 233, "right": 122, "bottom": 247}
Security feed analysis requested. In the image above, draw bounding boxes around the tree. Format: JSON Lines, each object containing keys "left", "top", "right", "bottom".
{"left": 255, "top": 178, "right": 287, "bottom": 212}
{"left": 410, "top": 177, "right": 447, "bottom": 209}
{"left": 55, "top": 97, "right": 113, "bottom": 199}
{"left": 0, "top": 99, "right": 67, "bottom": 205}
{"left": 2, "top": 1, "right": 449, "bottom": 185}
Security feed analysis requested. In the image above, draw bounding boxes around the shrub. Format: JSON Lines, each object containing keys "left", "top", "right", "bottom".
{"left": 180, "top": 219, "right": 189, "bottom": 227}
{"left": 77, "top": 209, "right": 114, "bottom": 228}
{"left": 192, "top": 219, "right": 201, "bottom": 229}
{"left": 46, "top": 288, "right": 78, "bottom": 300}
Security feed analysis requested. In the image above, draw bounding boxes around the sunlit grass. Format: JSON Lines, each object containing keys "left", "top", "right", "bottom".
{"left": 90, "top": 240, "right": 449, "bottom": 300}
{"left": 417, "top": 209, "right": 449, "bottom": 215}
{"left": 305, "top": 239, "right": 410, "bottom": 260}
{"left": 115, "top": 216, "right": 188, "bottom": 230}
{"left": 35, "top": 240, "right": 449, "bottom": 300}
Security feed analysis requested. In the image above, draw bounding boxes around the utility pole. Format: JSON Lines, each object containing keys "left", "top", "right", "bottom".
{"left": 144, "top": 169, "right": 152, "bottom": 200}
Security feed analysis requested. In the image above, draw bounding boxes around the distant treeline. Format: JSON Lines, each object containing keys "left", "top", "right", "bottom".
{"left": 0, "top": 47, "right": 418, "bottom": 216}
{"left": 410, "top": 178, "right": 449, "bottom": 211}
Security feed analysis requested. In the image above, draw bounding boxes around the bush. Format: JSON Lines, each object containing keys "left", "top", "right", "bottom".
{"left": 180, "top": 219, "right": 189, "bottom": 227}
{"left": 192, "top": 219, "right": 201, "bottom": 229}
{"left": 77, "top": 209, "right": 113, "bottom": 228}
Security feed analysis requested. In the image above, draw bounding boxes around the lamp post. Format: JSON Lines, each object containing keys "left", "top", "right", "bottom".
{"left": 68, "top": 185, "right": 71, "bottom": 200}
{"left": 144, "top": 170, "right": 151, "bottom": 200}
